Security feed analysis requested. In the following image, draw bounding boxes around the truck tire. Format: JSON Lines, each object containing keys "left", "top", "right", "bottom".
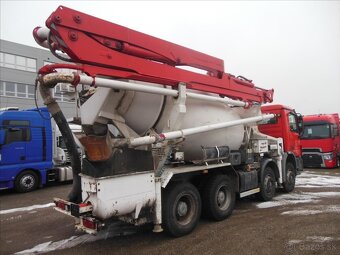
{"left": 162, "top": 182, "right": 201, "bottom": 237}
{"left": 283, "top": 162, "right": 296, "bottom": 193}
{"left": 14, "top": 170, "right": 39, "bottom": 193}
{"left": 257, "top": 166, "right": 276, "bottom": 201}
{"left": 202, "top": 175, "right": 235, "bottom": 221}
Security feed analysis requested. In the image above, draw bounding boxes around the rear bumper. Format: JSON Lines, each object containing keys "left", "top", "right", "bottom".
{"left": 54, "top": 198, "right": 101, "bottom": 234}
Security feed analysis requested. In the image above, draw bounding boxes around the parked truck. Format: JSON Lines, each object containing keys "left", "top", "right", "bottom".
{"left": 0, "top": 107, "right": 74, "bottom": 192}
{"left": 33, "top": 6, "right": 302, "bottom": 237}
{"left": 301, "top": 113, "right": 340, "bottom": 168}
{"left": 258, "top": 104, "right": 304, "bottom": 191}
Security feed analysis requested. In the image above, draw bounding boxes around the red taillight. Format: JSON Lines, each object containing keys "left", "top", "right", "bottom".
{"left": 56, "top": 201, "right": 66, "bottom": 210}
{"left": 55, "top": 201, "right": 71, "bottom": 211}
{"left": 82, "top": 218, "right": 97, "bottom": 230}
{"left": 79, "top": 202, "right": 91, "bottom": 207}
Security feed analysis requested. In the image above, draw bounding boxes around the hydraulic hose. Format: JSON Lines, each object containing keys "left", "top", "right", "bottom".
{"left": 38, "top": 73, "right": 82, "bottom": 203}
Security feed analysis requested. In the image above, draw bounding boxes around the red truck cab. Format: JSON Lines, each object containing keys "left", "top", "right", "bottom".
{"left": 301, "top": 114, "right": 340, "bottom": 168}
{"left": 259, "top": 105, "right": 304, "bottom": 188}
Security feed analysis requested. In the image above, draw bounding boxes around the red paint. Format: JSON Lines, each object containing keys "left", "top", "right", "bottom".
{"left": 38, "top": 63, "right": 83, "bottom": 75}
{"left": 38, "top": 5, "right": 273, "bottom": 104}
{"left": 301, "top": 114, "right": 340, "bottom": 168}
{"left": 259, "top": 104, "right": 303, "bottom": 158}
{"left": 81, "top": 217, "right": 97, "bottom": 230}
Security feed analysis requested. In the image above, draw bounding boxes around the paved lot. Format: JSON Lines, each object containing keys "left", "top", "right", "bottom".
{"left": 1, "top": 168, "right": 339, "bottom": 255}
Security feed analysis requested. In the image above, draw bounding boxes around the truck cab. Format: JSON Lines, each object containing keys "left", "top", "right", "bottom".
{"left": 0, "top": 108, "right": 53, "bottom": 192}
{"left": 259, "top": 104, "right": 304, "bottom": 179}
{"left": 301, "top": 114, "right": 340, "bottom": 168}
{"left": 0, "top": 108, "right": 74, "bottom": 192}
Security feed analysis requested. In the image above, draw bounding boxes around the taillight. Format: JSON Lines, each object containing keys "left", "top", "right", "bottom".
{"left": 55, "top": 200, "right": 71, "bottom": 211}
{"left": 79, "top": 202, "right": 91, "bottom": 208}
{"left": 82, "top": 217, "right": 97, "bottom": 230}
{"left": 55, "top": 201, "right": 65, "bottom": 210}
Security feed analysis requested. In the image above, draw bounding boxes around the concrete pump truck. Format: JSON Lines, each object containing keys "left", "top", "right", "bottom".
{"left": 33, "top": 6, "right": 302, "bottom": 237}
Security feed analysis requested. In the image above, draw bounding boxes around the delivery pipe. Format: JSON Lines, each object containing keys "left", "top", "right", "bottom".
{"left": 186, "top": 92, "right": 247, "bottom": 107}
{"left": 129, "top": 114, "right": 275, "bottom": 147}
{"left": 38, "top": 73, "right": 82, "bottom": 203}
{"left": 33, "top": 27, "right": 50, "bottom": 49}
{"left": 78, "top": 75, "right": 248, "bottom": 107}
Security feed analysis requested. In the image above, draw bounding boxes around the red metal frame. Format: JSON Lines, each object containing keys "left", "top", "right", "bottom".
{"left": 40, "top": 6, "right": 273, "bottom": 103}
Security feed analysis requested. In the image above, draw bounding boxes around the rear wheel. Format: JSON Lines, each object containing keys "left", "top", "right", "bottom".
{"left": 283, "top": 162, "right": 296, "bottom": 193}
{"left": 162, "top": 182, "right": 201, "bottom": 237}
{"left": 202, "top": 175, "right": 235, "bottom": 221}
{"left": 258, "top": 166, "right": 276, "bottom": 201}
{"left": 14, "top": 170, "right": 39, "bottom": 193}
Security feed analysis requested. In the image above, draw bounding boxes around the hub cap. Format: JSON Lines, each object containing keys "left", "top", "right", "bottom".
{"left": 21, "top": 175, "right": 34, "bottom": 189}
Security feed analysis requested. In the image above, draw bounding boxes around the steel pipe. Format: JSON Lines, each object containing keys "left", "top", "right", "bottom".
{"left": 129, "top": 114, "right": 275, "bottom": 147}
{"left": 79, "top": 76, "right": 178, "bottom": 97}
{"left": 78, "top": 75, "right": 247, "bottom": 107}
{"left": 186, "top": 92, "right": 247, "bottom": 107}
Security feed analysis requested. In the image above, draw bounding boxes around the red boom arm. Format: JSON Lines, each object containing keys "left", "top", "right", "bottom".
{"left": 36, "top": 6, "right": 273, "bottom": 104}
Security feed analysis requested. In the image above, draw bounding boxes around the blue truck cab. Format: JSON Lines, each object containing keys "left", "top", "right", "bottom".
{"left": 0, "top": 108, "right": 53, "bottom": 192}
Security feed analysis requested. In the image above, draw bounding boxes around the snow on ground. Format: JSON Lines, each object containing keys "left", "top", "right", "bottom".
{"left": 256, "top": 192, "right": 317, "bottom": 209}
{"left": 281, "top": 205, "right": 340, "bottom": 216}
{"left": 15, "top": 221, "right": 136, "bottom": 254}
{"left": 256, "top": 172, "right": 340, "bottom": 209}
{"left": 288, "top": 236, "right": 340, "bottom": 245}
{"left": 305, "top": 236, "right": 340, "bottom": 243}
{"left": 256, "top": 191, "right": 340, "bottom": 209}
{"left": 296, "top": 172, "right": 340, "bottom": 188}
{"left": 0, "top": 203, "right": 55, "bottom": 215}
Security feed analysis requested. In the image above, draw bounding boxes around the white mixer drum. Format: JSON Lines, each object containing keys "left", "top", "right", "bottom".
{"left": 122, "top": 90, "right": 165, "bottom": 135}
{"left": 118, "top": 82, "right": 245, "bottom": 162}
{"left": 171, "top": 99, "right": 244, "bottom": 161}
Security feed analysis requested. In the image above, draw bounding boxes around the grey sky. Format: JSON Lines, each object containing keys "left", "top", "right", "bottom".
{"left": 1, "top": 1, "right": 339, "bottom": 115}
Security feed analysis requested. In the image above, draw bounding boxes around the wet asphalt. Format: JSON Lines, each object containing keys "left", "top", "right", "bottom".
{"left": 1, "top": 168, "right": 339, "bottom": 255}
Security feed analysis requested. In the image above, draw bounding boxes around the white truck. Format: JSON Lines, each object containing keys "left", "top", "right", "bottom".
{"left": 33, "top": 6, "right": 300, "bottom": 237}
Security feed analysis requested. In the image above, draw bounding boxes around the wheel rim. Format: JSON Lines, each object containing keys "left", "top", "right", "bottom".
{"left": 175, "top": 194, "right": 196, "bottom": 226}
{"left": 216, "top": 185, "right": 231, "bottom": 210}
{"left": 177, "top": 201, "right": 188, "bottom": 217}
{"left": 21, "top": 175, "right": 35, "bottom": 189}
{"left": 264, "top": 174, "right": 274, "bottom": 194}
{"left": 287, "top": 171, "right": 295, "bottom": 185}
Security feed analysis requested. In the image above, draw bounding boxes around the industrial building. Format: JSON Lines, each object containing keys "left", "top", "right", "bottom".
{"left": 0, "top": 39, "right": 77, "bottom": 118}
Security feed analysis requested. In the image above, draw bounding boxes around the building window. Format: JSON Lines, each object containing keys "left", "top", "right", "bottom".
{"left": 0, "top": 80, "right": 74, "bottom": 103}
{"left": 4, "top": 53, "right": 15, "bottom": 68}
{"left": 0, "top": 82, "right": 4, "bottom": 96}
{"left": 0, "top": 81, "right": 33, "bottom": 98}
{"left": 17, "top": 83, "right": 27, "bottom": 97}
{"left": 5, "top": 81, "right": 16, "bottom": 96}
{"left": 0, "top": 52, "right": 37, "bottom": 72}
{"left": 27, "top": 85, "right": 35, "bottom": 99}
